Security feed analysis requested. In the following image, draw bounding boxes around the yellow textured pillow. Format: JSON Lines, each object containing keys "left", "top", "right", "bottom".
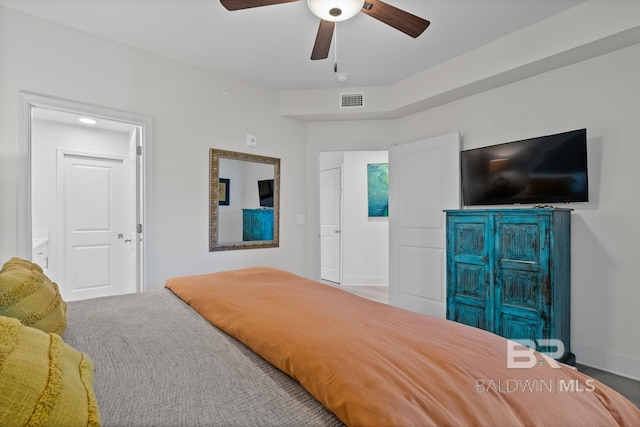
{"left": 0, "top": 257, "right": 67, "bottom": 335}
{"left": 0, "top": 316, "right": 101, "bottom": 426}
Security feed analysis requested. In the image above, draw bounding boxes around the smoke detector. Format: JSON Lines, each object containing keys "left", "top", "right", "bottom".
{"left": 336, "top": 72, "right": 350, "bottom": 83}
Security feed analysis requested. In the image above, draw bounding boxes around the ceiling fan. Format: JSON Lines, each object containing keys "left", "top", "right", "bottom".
{"left": 220, "top": 0, "right": 430, "bottom": 61}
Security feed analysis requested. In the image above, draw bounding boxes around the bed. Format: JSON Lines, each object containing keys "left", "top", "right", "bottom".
{"left": 4, "top": 264, "right": 640, "bottom": 426}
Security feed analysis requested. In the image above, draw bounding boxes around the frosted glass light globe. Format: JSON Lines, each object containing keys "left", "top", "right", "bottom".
{"left": 307, "top": 0, "right": 365, "bottom": 22}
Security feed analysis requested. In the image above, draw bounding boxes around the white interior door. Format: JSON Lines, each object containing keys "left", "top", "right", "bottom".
{"left": 59, "top": 151, "right": 127, "bottom": 301}
{"left": 320, "top": 167, "right": 342, "bottom": 283}
{"left": 388, "top": 132, "right": 460, "bottom": 317}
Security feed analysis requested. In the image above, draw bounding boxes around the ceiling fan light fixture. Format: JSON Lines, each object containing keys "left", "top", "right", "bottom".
{"left": 307, "top": 0, "right": 365, "bottom": 22}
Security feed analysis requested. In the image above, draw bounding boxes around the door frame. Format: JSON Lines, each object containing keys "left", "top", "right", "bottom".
{"left": 17, "top": 91, "right": 155, "bottom": 291}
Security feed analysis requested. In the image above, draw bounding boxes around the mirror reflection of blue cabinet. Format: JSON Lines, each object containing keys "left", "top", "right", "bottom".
{"left": 243, "top": 209, "right": 274, "bottom": 241}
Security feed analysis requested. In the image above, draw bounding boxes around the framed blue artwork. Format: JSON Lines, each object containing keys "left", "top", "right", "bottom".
{"left": 367, "top": 163, "right": 388, "bottom": 217}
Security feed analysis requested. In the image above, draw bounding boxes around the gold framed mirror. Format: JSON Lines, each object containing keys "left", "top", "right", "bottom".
{"left": 210, "top": 149, "right": 280, "bottom": 251}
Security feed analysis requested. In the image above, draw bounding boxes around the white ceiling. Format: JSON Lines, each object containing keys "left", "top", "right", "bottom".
{"left": 33, "top": 107, "right": 137, "bottom": 133}
{"left": 0, "top": 0, "right": 586, "bottom": 91}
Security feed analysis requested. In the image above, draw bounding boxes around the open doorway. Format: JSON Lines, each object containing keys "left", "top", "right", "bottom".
{"left": 316, "top": 134, "right": 459, "bottom": 315}
{"left": 319, "top": 151, "right": 389, "bottom": 289}
{"left": 17, "top": 92, "right": 153, "bottom": 301}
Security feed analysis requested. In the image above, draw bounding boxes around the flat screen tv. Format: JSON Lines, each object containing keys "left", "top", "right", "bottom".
{"left": 461, "top": 129, "right": 588, "bottom": 206}
{"left": 258, "top": 179, "right": 274, "bottom": 208}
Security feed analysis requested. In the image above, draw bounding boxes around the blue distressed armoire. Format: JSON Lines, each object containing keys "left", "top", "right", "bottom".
{"left": 444, "top": 208, "right": 574, "bottom": 364}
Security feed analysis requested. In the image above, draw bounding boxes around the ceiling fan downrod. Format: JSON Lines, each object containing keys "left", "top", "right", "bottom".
{"left": 333, "top": 16, "right": 338, "bottom": 73}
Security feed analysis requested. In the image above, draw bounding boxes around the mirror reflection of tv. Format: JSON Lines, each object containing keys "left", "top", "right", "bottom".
{"left": 461, "top": 129, "right": 588, "bottom": 206}
{"left": 258, "top": 179, "right": 274, "bottom": 208}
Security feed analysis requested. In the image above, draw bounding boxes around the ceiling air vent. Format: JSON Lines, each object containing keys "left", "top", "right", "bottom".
{"left": 340, "top": 92, "right": 364, "bottom": 109}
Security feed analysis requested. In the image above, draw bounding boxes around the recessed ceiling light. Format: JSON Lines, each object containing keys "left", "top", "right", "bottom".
{"left": 79, "top": 117, "right": 97, "bottom": 125}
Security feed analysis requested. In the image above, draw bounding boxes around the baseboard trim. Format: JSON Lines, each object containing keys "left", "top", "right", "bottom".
{"left": 572, "top": 341, "right": 640, "bottom": 381}
{"left": 341, "top": 276, "right": 388, "bottom": 286}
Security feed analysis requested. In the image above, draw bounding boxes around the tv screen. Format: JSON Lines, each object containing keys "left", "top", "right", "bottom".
{"left": 461, "top": 129, "right": 588, "bottom": 206}
{"left": 258, "top": 179, "right": 274, "bottom": 208}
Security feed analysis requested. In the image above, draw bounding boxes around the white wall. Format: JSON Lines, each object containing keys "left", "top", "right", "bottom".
{"left": 307, "top": 43, "right": 640, "bottom": 380}
{"left": 0, "top": 6, "right": 308, "bottom": 286}
{"left": 341, "top": 151, "right": 388, "bottom": 285}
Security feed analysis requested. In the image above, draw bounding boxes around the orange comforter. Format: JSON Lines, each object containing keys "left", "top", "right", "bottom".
{"left": 166, "top": 267, "right": 640, "bottom": 427}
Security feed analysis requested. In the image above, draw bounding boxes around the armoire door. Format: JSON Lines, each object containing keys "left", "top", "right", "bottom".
{"left": 445, "top": 213, "right": 493, "bottom": 330}
{"left": 494, "top": 213, "right": 549, "bottom": 344}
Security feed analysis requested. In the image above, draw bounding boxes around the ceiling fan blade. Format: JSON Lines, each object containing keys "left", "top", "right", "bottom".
{"left": 311, "top": 19, "right": 334, "bottom": 60}
{"left": 220, "top": 0, "right": 300, "bottom": 11}
{"left": 361, "top": 0, "right": 430, "bottom": 38}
